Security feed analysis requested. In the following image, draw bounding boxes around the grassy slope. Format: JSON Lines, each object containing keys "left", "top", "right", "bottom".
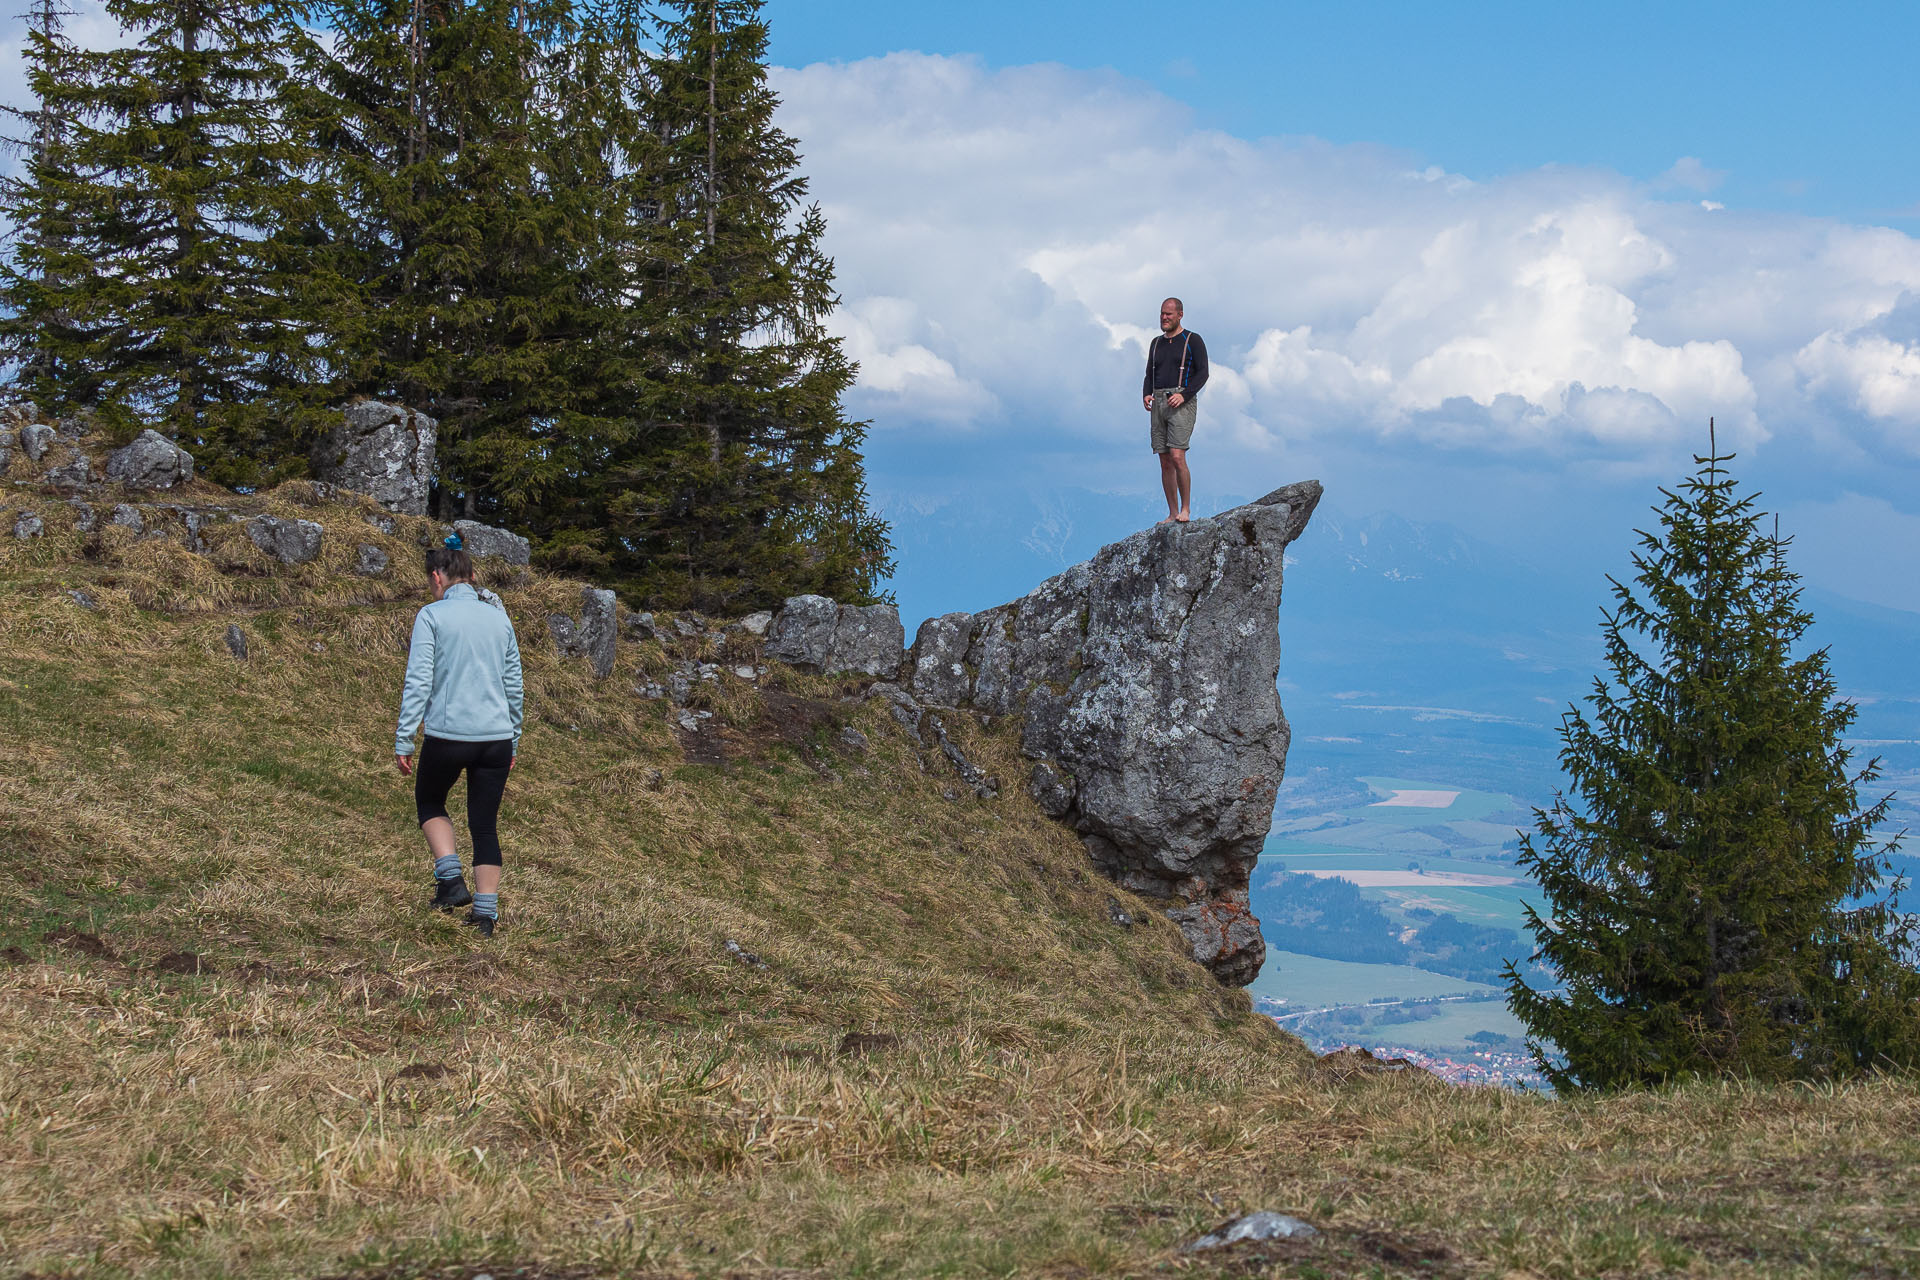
{"left": 2, "top": 465, "right": 1919, "bottom": 1279}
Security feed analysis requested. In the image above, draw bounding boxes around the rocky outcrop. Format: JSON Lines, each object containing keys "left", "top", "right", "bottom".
{"left": 765, "top": 595, "right": 905, "bottom": 677}
{"left": 451, "top": 519, "right": 530, "bottom": 565}
{"left": 902, "top": 480, "right": 1322, "bottom": 985}
{"left": 105, "top": 429, "right": 194, "bottom": 489}
{"left": 312, "top": 402, "right": 437, "bottom": 515}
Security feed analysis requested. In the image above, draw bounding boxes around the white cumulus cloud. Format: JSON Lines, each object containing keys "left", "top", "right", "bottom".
{"left": 772, "top": 53, "right": 1920, "bottom": 467}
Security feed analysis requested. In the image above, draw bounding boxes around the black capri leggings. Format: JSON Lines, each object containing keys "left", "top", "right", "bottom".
{"left": 414, "top": 736, "right": 514, "bottom": 867}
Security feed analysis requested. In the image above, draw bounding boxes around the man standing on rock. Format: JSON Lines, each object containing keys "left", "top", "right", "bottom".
{"left": 1142, "top": 297, "right": 1209, "bottom": 523}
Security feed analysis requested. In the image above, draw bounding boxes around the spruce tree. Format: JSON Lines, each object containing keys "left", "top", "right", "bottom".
{"left": 1506, "top": 430, "right": 1920, "bottom": 1090}
{"left": 305, "top": 0, "right": 603, "bottom": 519}
{"left": 0, "top": 0, "right": 331, "bottom": 485}
{"left": 0, "top": 0, "right": 81, "bottom": 402}
{"left": 583, "top": 0, "right": 892, "bottom": 611}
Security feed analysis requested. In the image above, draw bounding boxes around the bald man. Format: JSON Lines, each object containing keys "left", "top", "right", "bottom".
{"left": 1141, "top": 297, "right": 1210, "bottom": 522}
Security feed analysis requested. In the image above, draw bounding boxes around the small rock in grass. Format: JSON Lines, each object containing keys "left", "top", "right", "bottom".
{"left": 1106, "top": 897, "right": 1135, "bottom": 928}
{"left": 109, "top": 503, "right": 144, "bottom": 534}
{"left": 354, "top": 543, "right": 389, "bottom": 576}
{"left": 620, "top": 610, "right": 657, "bottom": 641}
{"left": 19, "top": 422, "right": 54, "bottom": 461}
{"left": 732, "top": 664, "right": 756, "bottom": 680}
{"left": 68, "top": 501, "right": 96, "bottom": 532}
{"left": 67, "top": 589, "right": 95, "bottom": 610}
{"left": 13, "top": 511, "right": 43, "bottom": 539}
{"left": 836, "top": 726, "right": 869, "bottom": 754}
{"left": 736, "top": 610, "right": 773, "bottom": 636}
{"left": 225, "top": 624, "right": 249, "bottom": 660}
{"left": 246, "top": 515, "right": 323, "bottom": 564}
{"left": 724, "top": 939, "right": 767, "bottom": 970}
{"left": 1182, "top": 1211, "right": 1318, "bottom": 1252}
{"left": 43, "top": 456, "right": 90, "bottom": 489}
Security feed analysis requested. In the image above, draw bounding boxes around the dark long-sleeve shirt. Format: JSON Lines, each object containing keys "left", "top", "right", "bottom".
{"left": 1142, "top": 329, "right": 1209, "bottom": 399}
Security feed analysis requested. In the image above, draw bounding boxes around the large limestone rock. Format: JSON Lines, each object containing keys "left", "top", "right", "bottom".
{"left": 918, "top": 480, "right": 1322, "bottom": 985}
{"left": 312, "top": 401, "right": 437, "bottom": 515}
{"left": 451, "top": 519, "right": 530, "bottom": 565}
{"left": 105, "top": 429, "right": 194, "bottom": 489}
{"left": 766, "top": 596, "right": 905, "bottom": 677}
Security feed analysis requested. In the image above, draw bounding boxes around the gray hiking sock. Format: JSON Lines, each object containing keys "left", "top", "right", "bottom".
{"left": 434, "top": 854, "right": 463, "bottom": 882}
{"left": 471, "top": 892, "right": 498, "bottom": 920}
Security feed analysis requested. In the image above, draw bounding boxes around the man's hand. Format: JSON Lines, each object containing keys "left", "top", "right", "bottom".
{"left": 1167, "top": 391, "right": 1185, "bottom": 409}
{"left": 1143, "top": 394, "right": 1153, "bottom": 411}
{"left": 395, "top": 753, "right": 413, "bottom": 776}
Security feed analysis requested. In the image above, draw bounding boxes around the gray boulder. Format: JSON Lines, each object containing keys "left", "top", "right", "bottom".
{"left": 828, "top": 603, "right": 905, "bottom": 677}
{"left": 354, "top": 543, "right": 389, "bottom": 576}
{"left": 765, "top": 595, "right": 905, "bottom": 677}
{"left": 109, "top": 504, "right": 144, "bottom": 534}
{"left": 577, "top": 587, "right": 616, "bottom": 679}
{"left": 621, "top": 610, "right": 657, "bottom": 641}
{"left": 764, "top": 594, "right": 839, "bottom": 670}
{"left": 312, "top": 401, "right": 437, "bottom": 515}
{"left": 550, "top": 587, "right": 617, "bottom": 678}
{"left": 913, "top": 479, "right": 1322, "bottom": 985}
{"left": 247, "top": 515, "right": 323, "bottom": 564}
{"left": 451, "top": 519, "right": 530, "bottom": 565}
{"left": 20, "top": 423, "right": 53, "bottom": 462}
{"left": 105, "top": 429, "right": 194, "bottom": 489}
{"left": 13, "top": 511, "right": 43, "bottom": 539}
{"left": 907, "top": 611, "right": 973, "bottom": 706}
{"left": 42, "top": 456, "right": 90, "bottom": 490}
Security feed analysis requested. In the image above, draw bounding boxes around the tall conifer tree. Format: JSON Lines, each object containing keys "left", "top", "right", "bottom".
{"left": 1506, "top": 431, "right": 1920, "bottom": 1089}
{"left": 0, "top": 0, "right": 329, "bottom": 484}
{"left": 583, "top": 0, "right": 891, "bottom": 610}
{"left": 306, "top": 0, "right": 599, "bottom": 518}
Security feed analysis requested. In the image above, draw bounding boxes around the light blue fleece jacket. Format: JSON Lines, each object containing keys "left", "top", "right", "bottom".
{"left": 394, "top": 583, "right": 524, "bottom": 755}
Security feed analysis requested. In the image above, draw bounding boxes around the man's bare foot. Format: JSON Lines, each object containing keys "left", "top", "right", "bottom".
{"left": 1158, "top": 514, "right": 1177, "bottom": 524}
{"left": 1175, "top": 510, "right": 1192, "bottom": 523}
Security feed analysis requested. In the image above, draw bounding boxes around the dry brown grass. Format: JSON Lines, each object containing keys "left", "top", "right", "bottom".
{"left": 3, "top": 458, "right": 1920, "bottom": 1278}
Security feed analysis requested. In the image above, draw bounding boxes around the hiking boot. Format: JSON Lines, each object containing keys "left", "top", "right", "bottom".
{"left": 462, "top": 911, "right": 495, "bottom": 939}
{"left": 431, "top": 876, "right": 472, "bottom": 911}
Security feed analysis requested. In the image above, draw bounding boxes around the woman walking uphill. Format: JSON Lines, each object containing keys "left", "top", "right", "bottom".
{"left": 394, "top": 537, "right": 524, "bottom": 938}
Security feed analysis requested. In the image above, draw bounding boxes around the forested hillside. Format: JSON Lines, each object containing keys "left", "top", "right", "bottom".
{"left": 0, "top": 0, "right": 890, "bottom": 610}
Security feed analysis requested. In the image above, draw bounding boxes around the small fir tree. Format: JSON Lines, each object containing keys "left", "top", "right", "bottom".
{"left": 1506, "top": 429, "right": 1920, "bottom": 1090}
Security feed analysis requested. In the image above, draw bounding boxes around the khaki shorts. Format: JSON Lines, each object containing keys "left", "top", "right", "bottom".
{"left": 1149, "top": 388, "right": 1196, "bottom": 453}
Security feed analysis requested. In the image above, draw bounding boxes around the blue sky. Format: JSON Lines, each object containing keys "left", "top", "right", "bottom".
{"left": 748, "top": 1, "right": 1920, "bottom": 618}
{"left": 766, "top": 0, "right": 1920, "bottom": 226}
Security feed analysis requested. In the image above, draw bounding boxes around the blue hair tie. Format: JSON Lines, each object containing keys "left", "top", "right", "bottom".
{"left": 444, "top": 533, "right": 463, "bottom": 550}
